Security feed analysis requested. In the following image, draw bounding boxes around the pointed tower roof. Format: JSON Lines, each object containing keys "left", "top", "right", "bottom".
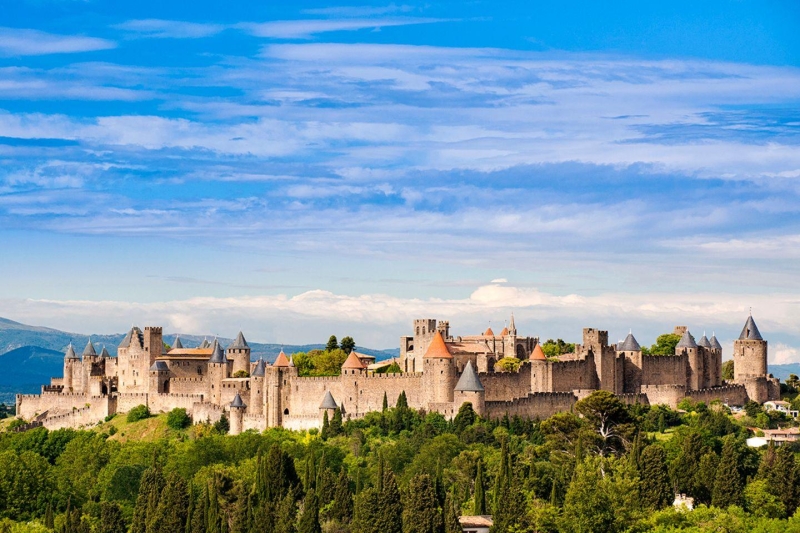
{"left": 710, "top": 334, "right": 723, "bottom": 351}
{"left": 252, "top": 358, "right": 266, "bottom": 377}
{"left": 454, "top": 361, "right": 484, "bottom": 392}
{"left": 209, "top": 340, "right": 228, "bottom": 364}
{"left": 676, "top": 330, "right": 697, "bottom": 349}
{"left": 483, "top": 327, "right": 495, "bottom": 337}
{"left": 288, "top": 354, "right": 295, "bottom": 368}
{"left": 82, "top": 339, "right": 96, "bottom": 357}
{"left": 739, "top": 315, "right": 763, "bottom": 341}
{"left": 65, "top": 343, "right": 79, "bottom": 360}
{"left": 342, "top": 350, "right": 366, "bottom": 369}
{"left": 119, "top": 327, "right": 142, "bottom": 349}
{"left": 319, "top": 391, "right": 338, "bottom": 410}
{"left": 619, "top": 333, "right": 641, "bottom": 352}
{"left": 100, "top": 346, "right": 110, "bottom": 358}
{"left": 423, "top": 331, "right": 452, "bottom": 359}
{"left": 229, "top": 331, "right": 249, "bottom": 349}
{"left": 509, "top": 312, "right": 516, "bottom": 331}
{"left": 273, "top": 350, "right": 290, "bottom": 367}
{"left": 698, "top": 333, "right": 712, "bottom": 348}
{"left": 499, "top": 327, "right": 509, "bottom": 336}
{"left": 230, "top": 392, "right": 246, "bottom": 408}
{"left": 530, "top": 343, "right": 546, "bottom": 361}
{"left": 199, "top": 338, "right": 210, "bottom": 349}
{"left": 173, "top": 336, "right": 183, "bottom": 349}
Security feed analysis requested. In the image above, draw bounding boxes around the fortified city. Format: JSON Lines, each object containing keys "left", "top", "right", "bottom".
{"left": 16, "top": 313, "right": 780, "bottom": 433}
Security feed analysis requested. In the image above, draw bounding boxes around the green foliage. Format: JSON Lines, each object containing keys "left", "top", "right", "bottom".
{"left": 340, "top": 337, "right": 356, "bottom": 354}
{"left": 722, "top": 360, "right": 735, "bottom": 381}
{"left": 639, "top": 444, "right": 672, "bottom": 509}
{"left": 293, "top": 349, "right": 349, "bottom": 377}
{"left": 326, "top": 336, "right": 339, "bottom": 352}
{"left": 540, "top": 339, "right": 575, "bottom": 358}
{"left": 402, "top": 474, "right": 442, "bottom": 533}
{"left": 232, "top": 370, "right": 249, "bottom": 378}
{"left": 212, "top": 413, "right": 229, "bottom": 435}
{"left": 641, "top": 333, "right": 682, "bottom": 355}
{"left": 126, "top": 405, "right": 151, "bottom": 424}
{"left": 494, "top": 357, "right": 521, "bottom": 372}
{"left": 473, "top": 460, "right": 486, "bottom": 515}
{"left": 712, "top": 435, "right": 744, "bottom": 509}
{"left": 166, "top": 408, "right": 191, "bottom": 430}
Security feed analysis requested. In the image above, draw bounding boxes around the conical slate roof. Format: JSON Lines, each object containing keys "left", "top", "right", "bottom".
{"left": 65, "top": 343, "right": 79, "bottom": 359}
{"left": 149, "top": 361, "right": 169, "bottom": 371}
{"left": 199, "top": 338, "right": 210, "bottom": 349}
{"left": 230, "top": 392, "right": 246, "bottom": 408}
{"left": 619, "top": 333, "right": 641, "bottom": 352}
{"left": 698, "top": 334, "right": 712, "bottom": 349}
{"left": 319, "top": 391, "right": 338, "bottom": 409}
{"left": 530, "top": 343, "right": 546, "bottom": 361}
{"left": 173, "top": 336, "right": 183, "bottom": 349}
{"left": 119, "top": 327, "right": 143, "bottom": 349}
{"left": 229, "top": 331, "right": 249, "bottom": 349}
{"left": 273, "top": 350, "right": 290, "bottom": 367}
{"left": 710, "top": 334, "right": 722, "bottom": 351}
{"left": 209, "top": 340, "right": 228, "bottom": 364}
{"left": 100, "top": 346, "right": 110, "bottom": 358}
{"left": 454, "top": 361, "right": 484, "bottom": 392}
{"left": 739, "top": 315, "right": 763, "bottom": 341}
{"left": 423, "top": 331, "right": 452, "bottom": 359}
{"left": 252, "top": 358, "right": 266, "bottom": 377}
{"left": 82, "top": 339, "right": 96, "bottom": 357}
{"left": 676, "top": 330, "right": 697, "bottom": 349}
{"left": 342, "top": 351, "right": 366, "bottom": 369}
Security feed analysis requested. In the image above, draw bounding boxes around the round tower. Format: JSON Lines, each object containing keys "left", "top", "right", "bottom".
{"left": 529, "top": 342, "right": 549, "bottom": 392}
{"left": 229, "top": 393, "right": 246, "bottom": 435}
{"left": 454, "top": 360, "right": 485, "bottom": 416}
{"left": 676, "top": 330, "right": 701, "bottom": 390}
{"left": 250, "top": 358, "right": 266, "bottom": 416}
{"left": 618, "top": 332, "right": 642, "bottom": 393}
{"left": 734, "top": 315, "right": 767, "bottom": 380}
{"left": 207, "top": 340, "right": 229, "bottom": 404}
{"left": 319, "top": 390, "right": 338, "bottom": 426}
{"left": 63, "top": 343, "right": 79, "bottom": 392}
{"left": 422, "top": 331, "right": 455, "bottom": 407}
{"left": 226, "top": 331, "right": 251, "bottom": 376}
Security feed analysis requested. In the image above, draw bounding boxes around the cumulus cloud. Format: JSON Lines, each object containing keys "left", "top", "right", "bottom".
{"left": 0, "top": 27, "right": 115, "bottom": 56}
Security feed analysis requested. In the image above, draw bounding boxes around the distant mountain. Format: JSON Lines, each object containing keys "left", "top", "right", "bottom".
{"left": 769, "top": 364, "right": 800, "bottom": 383}
{"left": 0, "top": 316, "right": 399, "bottom": 402}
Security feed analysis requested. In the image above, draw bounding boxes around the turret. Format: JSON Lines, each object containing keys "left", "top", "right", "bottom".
{"left": 208, "top": 340, "right": 228, "bottom": 404}
{"left": 710, "top": 333, "right": 723, "bottom": 386}
{"left": 676, "top": 330, "right": 701, "bottom": 390}
{"left": 229, "top": 393, "right": 246, "bottom": 435}
{"left": 143, "top": 327, "right": 163, "bottom": 365}
{"left": 319, "top": 390, "right": 338, "bottom": 426}
{"left": 149, "top": 361, "right": 169, "bottom": 393}
{"left": 618, "top": 332, "right": 642, "bottom": 393}
{"left": 227, "top": 331, "right": 251, "bottom": 376}
{"left": 422, "top": 331, "right": 455, "bottom": 407}
{"left": 172, "top": 336, "right": 183, "bottom": 349}
{"left": 250, "top": 358, "right": 266, "bottom": 416}
{"left": 529, "top": 343, "right": 549, "bottom": 392}
{"left": 734, "top": 315, "right": 768, "bottom": 380}
{"left": 454, "top": 361, "right": 485, "bottom": 416}
{"left": 341, "top": 351, "right": 367, "bottom": 376}
{"left": 63, "top": 343, "right": 79, "bottom": 391}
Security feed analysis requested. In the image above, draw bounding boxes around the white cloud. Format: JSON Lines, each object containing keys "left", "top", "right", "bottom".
{"left": 242, "top": 17, "right": 448, "bottom": 39}
{"left": 771, "top": 343, "right": 800, "bottom": 365}
{"left": 0, "top": 27, "right": 115, "bottom": 56}
{"left": 114, "top": 19, "right": 226, "bottom": 39}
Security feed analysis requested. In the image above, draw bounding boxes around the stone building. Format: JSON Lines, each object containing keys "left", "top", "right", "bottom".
{"left": 16, "top": 314, "right": 779, "bottom": 434}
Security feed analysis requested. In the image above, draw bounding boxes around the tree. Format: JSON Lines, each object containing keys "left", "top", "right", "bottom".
{"left": 330, "top": 468, "right": 353, "bottom": 523}
{"left": 402, "top": 475, "right": 443, "bottom": 533}
{"left": 213, "top": 414, "right": 229, "bottom": 435}
{"left": 326, "top": 336, "right": 339, "bottom": 352}
{"left": 167, "top": 408, "right": 192, "bottom": 430}
{"left": 275, "top": 492, "right": 297, "bottom": 533}
{"left": 444, "top": 493, "right": 461, "bottom": 533}
{"left": 453, "top": 402, "right": 476, "bottom": 434}
{"left": 721, "top": 360, "right": 735, "bottom": 381}
{"left": 321, "top": 411, "right": 330, "bottom": 440}
{"left": 670, "top": 432, "right": 707, "bottom": 496}
{"left": 99, "top": 502, "right": 127, "bottom": 533}
{"left": 712, "top": 435, "right": 743, "bottom": 509}
{"left": 127, "top": 404, "right": 151, "bottom": 423}
{"left": 378, "top": 469, "right": 403, "bottom": 533}
{"left": 340, "top": 337, "right": 356, "bottom": 354}
{"left": 495, "top": 357, "right": 521, "bottom": 372}
{"left": 745, "top": 480, "right": 785, "bottom": 519}
{"left": 297, "top": 489, "right": 321, "bottom": 533}
{"left": 641, "top": 333, "right": 681, "bottom": 356}
{"left": 131, "top": 466, "right": 165, "bottom": 533}
{"left": 382, "top": 392, "right": 388, "bottom": 412}
{"left": 0, "top": 450, "right": 53, "bottom": 520}
{"left": 330, "top": 408, "right": 343, "bottom": 437}
{"left": 352, "top": 488, "right": 382, "bottom": 533}
{"left": 639, "top": 445, "right": 672, "bottom": 509}
{"left": 473, "top": 459, "right": 487, "bottom": 516}
{"left": 150, "top": 471, "right": 190, "bottom": 533}
{"left": 575, "top": 390, "right": 632, "bottom": 454}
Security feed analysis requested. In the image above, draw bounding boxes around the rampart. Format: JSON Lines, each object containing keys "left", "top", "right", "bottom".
{"left": 641, "top": 355, "right": 687, "bottom": 387}
{"left": 551, "top": 358, "right": 595, "bottom": 391}
{"left": 478, "top": 364, "right": 531, "bottom": 402}
{"left": 485, "top": 392, "right": 576, "bottom": 420}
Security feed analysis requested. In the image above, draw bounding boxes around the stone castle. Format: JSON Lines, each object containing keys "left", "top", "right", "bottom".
{"left": 15, "top": 314, "right": 780, "bottom": 433}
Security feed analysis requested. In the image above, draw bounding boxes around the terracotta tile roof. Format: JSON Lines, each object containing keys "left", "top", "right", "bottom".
{"left": 530, "top": 344, "right": 547, "bottom": 361}
{"left": 459, "top": 515, "right": 493, "bottom": 528}
{"left": 499, "top": 327, "right": 509, "bottom": 336}
{"left": 273, "top": 350, "right": 290, "bottom": 367}
{"left": 342, "top": 351, "right": 367, "bottom": 369}
{"left": 168, "top": 348, "right": 214, "bottom": 356}
{"left": 484, "top": 327, "right": 495, "bottom": 337}
{"left": 424, "top": 331, "right": 452, "bottom": 359}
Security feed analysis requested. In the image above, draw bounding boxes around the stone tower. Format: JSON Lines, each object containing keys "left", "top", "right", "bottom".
{"left": 618, "top": 332, "right": 642, "bottom": 393}
{"left": 266, "top": 350, "right": 291, "bottom": 428}
{"left": 529, "top": 342, "right": 549, "bottom": 392}
{"left": 422, "top": 331, "right": 455, "bottom": 406}
{"left": 583, "top": 328, "right": 619, "bottom": 393}
{"left": 207, "top": 340, "right": 229, "bottom": 404}
{"left": 250, "top": 358, "right": 266, "bottom": 416}
{"left": 734, "top": 315, "right": 767, "bottom": 381}
{"left": 229, "top": 392, "right": 246, "bottom": 435}
{"left": 63, "top": 343, "right": 79, "bottom": 392}
{"left": 149, "top": 361, "right": 169, "bottom": 393}
{"left": 319, "top": 390, "right": 338, "bottom": 425}
{"left": 676, "top": 330, "right": 701, "bottom": 390}
{"left": 227, "top": 331, "right": 251, "bottom": 376}
{"left": 454, "top": 360, "right": 485, "bottom": 416}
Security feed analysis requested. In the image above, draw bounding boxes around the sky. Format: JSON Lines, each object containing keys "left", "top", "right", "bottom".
{"left": 1, "top": 1, "right": 800, "bottom": 360}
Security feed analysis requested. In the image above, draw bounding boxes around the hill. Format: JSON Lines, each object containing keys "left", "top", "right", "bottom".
{"left": 768, "top": 363, "right": 800, "bottom": 383}
{"left": 0, "top": 316, "right": 399, "bottom": 402}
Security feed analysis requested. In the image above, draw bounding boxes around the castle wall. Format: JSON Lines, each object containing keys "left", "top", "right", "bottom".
{"left": 243, "top": 413, "right": 267, "bottom": 432}
{"left": 478, "top": 364, "right": 531, "bottom": 402}
{"left": 642, "top": 385, "right": 686, "bottom": 408}
{"left": 485, "top": 392, "right": 576, "bottom": 420}
{"left": 170, "top": 377, "right": 208, "bottom": 394}
{"left": 116, "top": 393, "right": 150, "bottom": 413}
{"left": 686, "top": 384, "right": 748, "bottom": 406}
{"left": 551, "top": 358, "right": 596, "bottom": 392}
{"left": 641, "top": 355, "right": 687, "bottom": 387}
{"left": 164, "top": 360, "right": 207, "bottom": 378}
{"left": 192, "top": 402, "right": 224, "bottom": 425}
{"left": 17, "top": 391, "right": 98, "bottom": 419}
{"left": 41, "top": 398, "right": 115, "bottom": 430}
{"left": 149, "top": 393, "right": 205, "bottom": 414}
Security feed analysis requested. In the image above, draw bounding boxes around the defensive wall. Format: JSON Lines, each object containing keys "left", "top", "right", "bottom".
{"left": 641, "top": 355, "right": 687, "bottom": 387}
{"left": 478, "top": 364, "right": 531, "bottom": 402}
{"left": 485, "top": 391, "right": 576, "bottom": 420}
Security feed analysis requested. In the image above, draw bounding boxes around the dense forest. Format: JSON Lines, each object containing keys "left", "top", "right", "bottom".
{"left": 1, "top": 391, "right": 800, "bottom": 533}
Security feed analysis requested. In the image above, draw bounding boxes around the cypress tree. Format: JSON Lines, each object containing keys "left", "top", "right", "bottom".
{"left": 434, "top": 461, "right": 446, "bottom": 507}
{"left": 712, "top": 435, "right": 743, "bottom": 508}
{"left": 321, "top": 411, "right": 330, "bottom": 440}
{"left": 657, "top": 412, "right": 666, "bottom": 433}
{"left": 492, "top": 440, "right": 510, "bottom": 515}
{"left": 297, "top": 489, "right": 321, "bottom": 533}
{"left": 330, "top": 468, "right": 353, "bottom": 523}
{"left": 352, "top": 488, "right": 382, "bottom": 533}
{"left": 397, "top": 391, "right": 408, "bottom": 409}
{"left": 694, "top": 452, "right": 718, "bottom": 505}
{"left": 304, "top": 454, "right": 316, "bottom": 493}
{"left": 45, "top": 502, "right": 54, "bottom": 529}
{"left": 151, "top": 472, "right": 190, "bottom": 533}
{"left": 473, "top": 460, "right": 486, "bottom": 515}
{"left": 190, "top": 485, "right": 208, "bottom": 533}
{"left": 639, "top": 445, "right": 672, "bottom": 509}
{"left": 330, "top": 408, "right": 343, "bottom": 436}
{"left": 671, "top": 432, "right": 706, "bottom": 496}
{"left": 444, "top": 493, "right": 461, "bottom": 533}
{"left": 275, "top": 493, "right": 297, "bottom": 533}
{"left": 207, "top": 479, "right": 222, "bottom": 533}
{"left": 231, "top": 484, "right": 253, "bottom": 533}
{"left": 382, "top": 392, "right": 388, "bottom": 412}
{"left": 377, "top": 468, "right": 403, "bottom": 533}
{"left": 99, "top": 502, "right": 127, "bottom": 533}
{"left": 132, "top": 466, "right": 165, "bottom": 533}
{"left": 402, "top": 474, "right": 443, "bottom": 533}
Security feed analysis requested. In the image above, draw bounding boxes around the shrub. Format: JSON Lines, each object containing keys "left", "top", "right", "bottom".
{"left": 496, "top": 357, "right": 522, "bottom": 372}
{"left": 104, "top": 414, "right": 116, "bottom": 422}
{"left": 108, "top": 426, "right": 118, "bottom": 436}
{"left": 213, "top": 413, "right": 230, "bottom": 434}
{"left": 233, "top": 370, "right": 249, "bottom": 378}
{"left": 166, "top": 408, "right": 191, "bottom": 430}
{"left": 126, "top": 404, "right": 151, "bottom": 423}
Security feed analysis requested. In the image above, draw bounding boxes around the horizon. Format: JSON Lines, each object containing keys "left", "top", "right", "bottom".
{"left": 2, "top": 2, "right": 800, "bottom": 362}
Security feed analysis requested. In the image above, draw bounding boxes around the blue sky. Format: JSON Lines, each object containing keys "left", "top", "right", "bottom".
{"left": 1, "top": 1, "right": 800, "bottom": 359}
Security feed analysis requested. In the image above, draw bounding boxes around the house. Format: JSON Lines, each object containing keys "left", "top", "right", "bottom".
{"left": 459, "top": 515, "right": 493, "bottom": 533}
{"left": 764, "top": 400, "right": 798, "bottom": 418}
{"left": 747, "top": 427, "right": 800, "bottom": 447}
{"left": 673, "top": 494, "right": 694, "bottom": 510}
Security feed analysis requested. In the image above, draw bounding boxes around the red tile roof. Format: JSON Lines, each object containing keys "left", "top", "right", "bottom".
{"left": 342, "top": 351, "right": 367, "bottom": 369}
{"left": 273, "top": 350, "right": 290, "bottom": 367}
{"left": 424, "top": 331, "right": 452, "bottom": 359}
{"left": 484, "top": 327, "right": 495, "bottom": 337}
{"left": 530, "top": 344, "right": 547, "bottom": 361}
